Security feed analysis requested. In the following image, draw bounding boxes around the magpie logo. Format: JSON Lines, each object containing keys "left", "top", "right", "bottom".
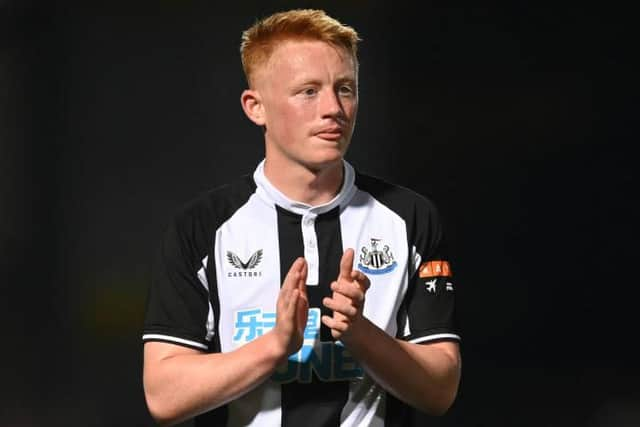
{"left": 227, "top": 250, "right": 263, "bottom": 270}
{"left": 357, "top": 238, "right": 397, "bottom": 275}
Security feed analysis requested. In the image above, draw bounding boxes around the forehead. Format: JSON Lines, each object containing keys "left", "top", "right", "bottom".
{"left": 256, "top": 39, "right": 356, "bottom": 85}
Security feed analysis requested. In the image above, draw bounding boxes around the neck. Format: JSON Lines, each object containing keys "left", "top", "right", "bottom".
{"left": 263, "top": 159, "right": 344, "bottom": 206}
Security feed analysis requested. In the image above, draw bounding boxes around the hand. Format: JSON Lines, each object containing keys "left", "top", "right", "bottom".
{"left": 321, "top": 248, "right": 370, "bottom": 340}
{"left": 272, "top": 257, "right": 308, "bottom": 359}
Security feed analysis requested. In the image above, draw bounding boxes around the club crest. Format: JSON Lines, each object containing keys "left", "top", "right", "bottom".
{"left": 357, "top": 238, "right": 397, "bottom": 275}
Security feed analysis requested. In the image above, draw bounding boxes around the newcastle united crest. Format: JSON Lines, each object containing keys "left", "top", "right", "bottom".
{"left": 357, "top": 238, "right": 397, "bottom": 275}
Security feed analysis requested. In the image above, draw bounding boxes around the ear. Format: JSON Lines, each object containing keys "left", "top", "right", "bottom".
{"left": 240, "top": 89, "right": 266, "bottom": 126}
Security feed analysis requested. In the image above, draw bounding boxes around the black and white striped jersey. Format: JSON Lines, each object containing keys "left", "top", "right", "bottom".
{"left": 143, "top": 160, "right": 460, "bottom": 427}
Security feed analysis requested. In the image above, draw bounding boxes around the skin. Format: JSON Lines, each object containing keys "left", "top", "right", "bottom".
{"left": 241, "top": 39, "right": 358, "bottom": 205}
{"left": 144, "top": 38, "right": 460, "bottom": 426}
{"left": 144, "top": 258, "right": 309, "bottom": 425}
{"left": 322, "top": 249, "right": 461, "bottom": 415}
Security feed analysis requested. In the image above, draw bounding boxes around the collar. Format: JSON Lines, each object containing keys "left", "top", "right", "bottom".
{"left": 253, "top": 159, "right": 357, "bottom": 216}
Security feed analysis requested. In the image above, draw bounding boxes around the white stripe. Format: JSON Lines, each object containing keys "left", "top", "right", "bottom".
{"left": 410, "top": 333, "right": 461, "bottom": 344}
{"left": 142, "top": 334, "right": 209, "bottom": 350}
{"left": 411, "top": 245, "right": 421, "bottom": 277}
{"left": 197, "top": 256, "right": 209, "bottom": 291}
{"left": 212, "top": 192, "right": 283, "bottom": 426}
{"left": 197, "top": 256, "right": 215, "bottom": 341}
{"left": 340, "top": 376, "right": 385, "bottom": 426}
{"left": 403, "top": 315, "right": 412, "bottom": 337}
{"left": 227, "top": 382, "right": 281, "bottom": 427}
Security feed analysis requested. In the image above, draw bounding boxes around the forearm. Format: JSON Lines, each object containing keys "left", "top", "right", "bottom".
{"left": 143, "top": 332, "right": 285, "bottom": 425}
{"left": 342, "top": 319, "right": 461, "bottom": 415}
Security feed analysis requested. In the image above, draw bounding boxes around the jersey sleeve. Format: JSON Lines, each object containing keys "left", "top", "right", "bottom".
{"left": 400, "top": 197, "right": 460, "bottom": 344}
{"left": 142, "top": 213, "right": 214, "bottom": 351}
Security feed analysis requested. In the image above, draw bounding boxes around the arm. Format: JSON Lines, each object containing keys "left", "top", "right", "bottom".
{"left": 322, "top": 249, "right": 461, "bottom": 415}
{"left": 331, "top": 318, "right": 460, "bottom": 415}
{"left": 144, "top": 258, "right": 308, "bottom": 426}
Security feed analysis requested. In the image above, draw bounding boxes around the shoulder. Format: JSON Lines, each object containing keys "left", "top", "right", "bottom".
{"left": 172, "top": 175, "right": 256, "bottom": 227}
{"left": 164, "top": 175, "right": 256, "bottom": 250}
{"left": 354, "top": 171, "right": 440, "bottom": 219}
{"left": 354, "top": 171, "right": 448, "bottom": 255}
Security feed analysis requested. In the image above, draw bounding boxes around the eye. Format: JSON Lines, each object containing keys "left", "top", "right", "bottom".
{"left": 338, "top": 84, "right": 355, "bottom": 96}
{"left": 302, "top": 87, "right": 317, "bottom": 97}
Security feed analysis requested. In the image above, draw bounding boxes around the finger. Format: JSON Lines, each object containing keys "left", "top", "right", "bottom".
{"left": 279, "top": 287, "right": 293, "bottom": 313}
{"left": 323, "top": 296, "right": 358, "bottom": 317}
{"left": 350, "top": 270, "right": 370, "bottom": 291}
{"left": 288, "top": 289, "right": 299, "bottom": 318}
{"left": 331, "top": 281, "right": 364, "bottom": 302}
{"left": 321, "top": 315, "right": 348, "bottom": 332}
{"left": 298, "top": 292, "right": 309, "bottom": 313}
{"left": 283, "top": 271, "right": 299, "bottom": 294}
{"left": 298, "top": 259, "right": 308, "bottom": 299}
{"left": 297, "top": 296, "right": 309, "bottom": 328}
{"left": 338, "top": 248, "right": 355, "bottom": 279}
{"left": 283, "top": 258, "right": 305, "bottom": 291}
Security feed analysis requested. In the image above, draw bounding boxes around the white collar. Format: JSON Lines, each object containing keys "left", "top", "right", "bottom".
{"left": 253, "top": 159, "right": 357, "bottom": 216}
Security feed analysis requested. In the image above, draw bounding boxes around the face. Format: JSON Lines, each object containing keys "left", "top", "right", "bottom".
{"left": 247, "top": 39, "right": 358, "bottom": 171}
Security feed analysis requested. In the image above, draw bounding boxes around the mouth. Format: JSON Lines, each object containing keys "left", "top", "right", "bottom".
{"left": 315, "top": 127, "right": 343, "bottom": 141}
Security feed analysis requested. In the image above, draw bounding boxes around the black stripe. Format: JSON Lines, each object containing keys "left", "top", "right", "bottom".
{"left": 277, "top": 206, "right": 349, "bottom": 427}
{"left": 316, "top": 207, "right": 344, "bottom": 342}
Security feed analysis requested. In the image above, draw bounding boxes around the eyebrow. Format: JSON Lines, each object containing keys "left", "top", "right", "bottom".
{"left": 335, "top": 77, "right": 357, "bottom": 86}
{"left": 287, "top": 75, "right": 357, "bottom": 91}
{"left": 294, "top": 76, "right": 356, "bottom": 85}
{"left": 293, "top": 78, "right": 323, "bottom": 87}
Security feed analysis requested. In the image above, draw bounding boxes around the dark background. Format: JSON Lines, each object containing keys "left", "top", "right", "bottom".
{"left": 1, "top": 1, "right": 636, "bottom": 426}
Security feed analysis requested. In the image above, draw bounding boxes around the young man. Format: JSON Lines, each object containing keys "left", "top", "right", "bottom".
{"left": 143, "top": 9, "right": 461, "bottom": 426}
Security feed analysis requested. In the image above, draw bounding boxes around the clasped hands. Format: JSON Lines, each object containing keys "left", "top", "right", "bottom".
{"left": 273, "top": 248, "right": 370, "bottom": 357}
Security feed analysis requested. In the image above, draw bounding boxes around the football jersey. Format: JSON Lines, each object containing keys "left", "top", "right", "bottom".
{"left": 143, "top": 160, "right": 460, "bottom": 426}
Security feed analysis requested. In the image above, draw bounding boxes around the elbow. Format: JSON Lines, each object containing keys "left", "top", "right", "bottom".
{"left": 415, "top": 385, "right": 458, "bottom": 416}
{"left": 418, "top": 352, "right": 461, "bottom": 416}
{"left": 144, "top": 388, "right": 182, "bottom": 426}
{"left": 421, "top": 390, "right": 457, "bottom": 416}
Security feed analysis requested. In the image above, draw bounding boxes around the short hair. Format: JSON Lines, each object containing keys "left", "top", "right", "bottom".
{"left": 240, "top": 9, "right": 361, "bottom": 87}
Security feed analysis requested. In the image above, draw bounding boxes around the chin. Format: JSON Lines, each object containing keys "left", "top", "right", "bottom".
{"left": 302, "top": 154, "right": 344, "bottom": 173}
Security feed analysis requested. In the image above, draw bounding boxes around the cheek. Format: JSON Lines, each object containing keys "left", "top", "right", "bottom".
{"left": 280, "top": 104, "right": 313, "bottom": 132}
{"left": 346, "top": 99, "right": 358, "bottom": 118}
{"left": 271, "top": 99, "right": 301, "bottom": 121}
{"left": 267, "top": 105, "right": 304, "bottom": 141}
{"left": 265, "top": 98, "right": 315, "bottom": 140}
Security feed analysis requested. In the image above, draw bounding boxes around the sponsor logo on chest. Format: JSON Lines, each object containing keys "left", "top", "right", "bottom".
{"left": 233, "top": 307, "right": 363, "bottom": 383}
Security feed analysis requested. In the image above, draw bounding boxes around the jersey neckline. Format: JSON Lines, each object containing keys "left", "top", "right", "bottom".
{"left": 252, "top": 159, "right": 357, "bottom": 216}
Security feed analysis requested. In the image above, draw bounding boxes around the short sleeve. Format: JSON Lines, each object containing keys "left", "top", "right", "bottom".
{"left": 142, "top": 215, "right": 214, "bottom": 351}
{"left": 400, "top": 197, "right": 460, "bottom": 344}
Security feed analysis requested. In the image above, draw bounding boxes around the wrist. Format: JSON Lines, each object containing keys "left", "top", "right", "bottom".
{"left": 339, "top": 314, "right": 371, "bottom": 348}
{"left": 262, "top": 330, "right": 290, "bottom": 365}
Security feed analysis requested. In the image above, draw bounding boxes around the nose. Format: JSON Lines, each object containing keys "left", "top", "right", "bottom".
{"left": 320, "top": 88, "right": 344, "bottom": 119}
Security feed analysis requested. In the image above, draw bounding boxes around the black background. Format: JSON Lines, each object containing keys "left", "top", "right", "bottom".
{"left": 1, "top": 1, "right": 636, "bottom": 426}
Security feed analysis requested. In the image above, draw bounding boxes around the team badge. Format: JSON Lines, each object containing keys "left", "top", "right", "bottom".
{"left": 357, "top": 238, "right": 397, "bottom": 275}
